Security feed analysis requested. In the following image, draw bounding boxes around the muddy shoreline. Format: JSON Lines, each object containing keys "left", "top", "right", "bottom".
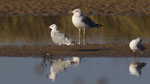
{"left": 0, "top": 44, "right": 149, "bottom": 57}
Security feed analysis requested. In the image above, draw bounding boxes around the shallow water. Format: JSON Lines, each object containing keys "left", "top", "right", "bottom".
{"left": 0, "top": 57, "right": 149, "bottom": 84}
{"left": 0, "top": 16, "right": 150, "bottom": 45}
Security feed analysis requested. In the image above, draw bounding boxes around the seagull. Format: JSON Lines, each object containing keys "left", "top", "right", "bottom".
{"left": 49, "top": 57, "right": 80, "bottom": 82}
{"left": 129, "top": 61, "right": 146, "bottom": 77}
{"left": 48, "top": 24, "right": 76, "bottom": 45}
{"left": 69, "top": 8, "right": 102, "bottom": 44}
{"left": 129, "top": 37, "right": 146, "bottom": 58}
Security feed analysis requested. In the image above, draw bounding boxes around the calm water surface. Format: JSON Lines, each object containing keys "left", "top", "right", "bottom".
{"left": 0, "top": 16, "right": 150, "bottom": 45}
{"left": 0, "top": 57, "right": 149, "bottom": 84}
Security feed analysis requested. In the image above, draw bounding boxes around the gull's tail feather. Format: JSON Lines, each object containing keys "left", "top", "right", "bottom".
{"left": 141, "top": 46, "right": 146, "bottom": 51}
{"left": 96, "top": 24, "right": 103, "bottom": 28}
{"left": 70, "top": 41, "right": 77, "bottom": 45}
{"left": 137, "top": 62, "right": 146, "bottom": 69}
{"left": 139, "top": 44, "right": 146, "bottom": 51}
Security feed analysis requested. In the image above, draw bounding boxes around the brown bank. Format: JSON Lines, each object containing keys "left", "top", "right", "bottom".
{"left": 0, "top": 0, "right": 150, "bottom": 15}
{"left": 0, "top": 43, "right": 149, "bottom": 57}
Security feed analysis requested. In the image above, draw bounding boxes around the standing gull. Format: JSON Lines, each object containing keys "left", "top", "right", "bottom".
{"left": 129, "top": 37, "right": 146, "bottom": 58}
{"left": 69, "top": 8, "right": 102, "bottom": 44}
{"left": 48, "top": 24, "right": 76, "bottom": 45}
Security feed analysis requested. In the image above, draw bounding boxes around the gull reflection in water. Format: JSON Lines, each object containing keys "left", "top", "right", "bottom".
{"left": 49, "top": 57, "right": 80, "bottom": 82}
{"left": 129, "top": 58, "right": 146, "bottom": 77}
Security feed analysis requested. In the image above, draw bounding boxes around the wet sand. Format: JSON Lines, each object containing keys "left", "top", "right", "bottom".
{"left": 0, "top": 43, "right": 149, "bottom": 57}
{"left": 0, "top": 0, "right": 150, "bottom": 15}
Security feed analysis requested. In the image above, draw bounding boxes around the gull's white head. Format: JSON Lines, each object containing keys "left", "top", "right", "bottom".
{"left": 72, "top": 57, "right": 80, "bottom": 66}
{"left": 136, "top": 37, "right": 142, "bottom": 43}
{"left": 48, "top": 24, "right": 58, "bottom": 30}
{"left": 70, "top": 8, "right": 82, "bottom": 16}
{"left": 72, "top": 57, "right": 80, "bottom": 63}
{"left": 49, "top": 73, "right": 56, "bottom": 82}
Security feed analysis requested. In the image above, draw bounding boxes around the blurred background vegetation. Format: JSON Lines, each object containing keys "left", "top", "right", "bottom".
{"left": 0, "top": 15, "right": 150, "bottom": 45}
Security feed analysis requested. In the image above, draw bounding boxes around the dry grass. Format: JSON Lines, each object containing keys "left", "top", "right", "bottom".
{"left": 0, "top": 0, "right": 150, "bottom": 15}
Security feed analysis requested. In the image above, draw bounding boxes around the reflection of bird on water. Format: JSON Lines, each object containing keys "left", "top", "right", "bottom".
{"left": 48, "top": 24, "right": 76, "bottom": 45}
{"left": 69, "top": 8, "right": 102, "bottom": 44}
{"left": 72, "top": 56, "right": 80, "bottom": 66}
{"left": 49, "top": 57, "right": 80, "bottom": 82}
{"left": 129, "top": 37, "right": 146, "bottom": 58}
{"left": 129, "top": 61, "right": 146, "bottom": 77}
